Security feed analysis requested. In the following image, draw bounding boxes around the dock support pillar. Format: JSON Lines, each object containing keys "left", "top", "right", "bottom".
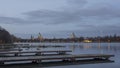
{"left": 62, "top": 59, "right": 69, "bottom": 62}
{"left": 105, "top": 57, "right": 110, "bottom": 60}
{"left": 58, "top": 52, "right": 66, "bottom": 55}
{"left": 15, "top": 53, "right": 18, "bottom": 56}
{"left": 0, "top": 62, "right": 4, "bottom": 65}
{"left": 32, "top": 60, "right": 42, "bottom": 63}
{"left": 35, "top": 52, "right": 42, "bottom": 55}
{"left": 70, "top": 58, "right": 76, "bottom": 62}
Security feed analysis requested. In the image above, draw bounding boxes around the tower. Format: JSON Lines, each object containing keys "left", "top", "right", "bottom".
{"left": 70, "top": 32, "right": 76, "bottom": 39}
{"left": 38, "top": 33, "right": 43, "bottom": 41}
{"left": 31, "top": 35, "right": 34, "bottom": 41}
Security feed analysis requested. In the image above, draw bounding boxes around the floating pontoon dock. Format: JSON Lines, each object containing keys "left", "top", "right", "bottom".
{"left": 0, "top": 54, "right": 114, "bottom": 64}
{"left": 0, "top": 50, "right": 72, "bottom": 56}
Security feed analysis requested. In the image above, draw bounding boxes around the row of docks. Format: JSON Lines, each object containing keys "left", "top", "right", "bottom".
{"left": 0, "top": 49, "right": 114, "bottom": 65}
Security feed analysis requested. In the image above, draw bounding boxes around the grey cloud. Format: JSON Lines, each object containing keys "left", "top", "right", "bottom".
{"left": 0, "top": 17, "right": 26, "bottom": 24}
{"left": 0, "top": 16, "right": 33, "bottom": 25}
{"left": 23, "top": 10, "right": 82, "bottom": 24}
{"left": 66, "top": 0, "right": 120, "bottom": 17}
{"left": 66, "top": 0, "right": 87, "bottom": 8}
{"left": 0, "top": 0, "right": 120, "bottom": 38}
{"left": 78, "top": 7, "right": 120, "bottom": 18}
{"left": 60, "top": 25, "right": 120, "bottom": 37}
{"left": 1, "top": 0, "right": 120, "bottom": 25}
{"left": 22, "top": 0, "right": 88, "bottom": 25}
{"left": 22, "top": 0, "right": 120, "bottom": 25}
{"left": 0, "top": 16, "right": 43, "bottom": 25}
{"left": 68, "top": 0, "right": 87, "bottom": 5}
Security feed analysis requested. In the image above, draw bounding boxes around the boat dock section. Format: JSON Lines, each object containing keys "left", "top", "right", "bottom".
{"left": 0, "top": 54, "right": 114, "bottom": 64}
{"left": 0, "top": 50, "right": 72, "bottom": 56}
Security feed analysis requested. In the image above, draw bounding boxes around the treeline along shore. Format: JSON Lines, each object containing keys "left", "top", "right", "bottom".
{"left": 16, "top": 35, "right": 120, "bottom": 43}
{"left": 0, "top": 26, "right": 120, "bottom": 44}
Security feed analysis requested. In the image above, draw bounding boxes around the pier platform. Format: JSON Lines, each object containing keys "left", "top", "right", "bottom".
{"left": 0, "top": 50, "right": 72, "bottom": 56}
{"left": 0, "top": 54, "right": 114, "bottom": 64}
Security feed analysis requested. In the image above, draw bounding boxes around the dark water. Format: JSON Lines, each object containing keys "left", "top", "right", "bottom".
{"left": 1, "top": 43, "right": 120, "bottom": 68}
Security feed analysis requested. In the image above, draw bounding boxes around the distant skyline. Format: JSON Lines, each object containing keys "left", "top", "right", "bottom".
{"left": 0, "top": 0, "right": 120, "bottom": 38}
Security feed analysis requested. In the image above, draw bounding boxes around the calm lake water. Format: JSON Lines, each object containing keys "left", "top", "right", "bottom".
{"left": 1, "top": 42, "right": 120, "bottom": 68}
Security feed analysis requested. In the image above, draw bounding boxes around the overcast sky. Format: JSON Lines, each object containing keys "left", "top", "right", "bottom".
{"left": 0, "top": 0, "right": 120, "bottom": 38}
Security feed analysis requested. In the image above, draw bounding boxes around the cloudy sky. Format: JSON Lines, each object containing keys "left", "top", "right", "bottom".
{"left": 0, "top": 0, "right": 120, "bottom": 38}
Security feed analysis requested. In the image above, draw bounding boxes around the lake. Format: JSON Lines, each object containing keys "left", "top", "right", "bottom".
{"left": 0, "top": 42, "right": 120, "bottom": 68}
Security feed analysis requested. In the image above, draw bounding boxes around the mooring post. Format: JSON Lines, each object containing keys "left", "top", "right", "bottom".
{"left": 105, "top": 57, "right": 110, "bottom": 60}
{"left": 70, "top": 57, "right": 76, "bottom": 62}
{"left": 32, "top": 60, "right": 41, "bottom": 63}
{"left": 62, "top": 58, "right": 69, "bottom": 62}
{"left": 0, "top": 62, "right": 4, "bottom": 65}
{"left": 35, "top": 52, "right": 42, "bottom": 55}
{"left": 15, "top": 53, "right": 18, "bottom": 56}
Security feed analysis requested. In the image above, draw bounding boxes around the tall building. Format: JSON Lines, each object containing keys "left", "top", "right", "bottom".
{"left": 70, "top": 32, "right": 76, "bottom": 39}
{"left": 38, "top": 33, "right": 43, "bottom": 41}
{"left": 31, "top": 35, "right": 34, "bottom": 40}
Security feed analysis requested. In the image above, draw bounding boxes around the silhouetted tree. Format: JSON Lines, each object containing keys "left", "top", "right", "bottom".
{"left": 0, "top": 26, "right": 12, "bottom": 43}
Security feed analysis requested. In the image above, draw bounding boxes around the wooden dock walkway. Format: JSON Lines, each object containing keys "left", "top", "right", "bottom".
{"left": 0, "top": 49, "right": 22, "bottom": 52}
{"left": 0, "top": 54, "right": 114, "bottom": 64}
{"left": 0, "top": 50, "right": 72, "bottom": 56}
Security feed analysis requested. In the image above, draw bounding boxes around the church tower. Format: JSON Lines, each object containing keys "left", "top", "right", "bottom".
{"left": 70, "top": 32, "right": 76, "bottom": 39}
{"left": 38, "top": 33, "right": 43, "bottom": 41}
{"left": 31, "top": 35, "right": 34, "bottom": 41}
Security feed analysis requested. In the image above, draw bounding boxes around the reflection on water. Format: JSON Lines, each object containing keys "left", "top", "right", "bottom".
{"left": 68, "top": 43, "right": 120, "bottom": 54}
